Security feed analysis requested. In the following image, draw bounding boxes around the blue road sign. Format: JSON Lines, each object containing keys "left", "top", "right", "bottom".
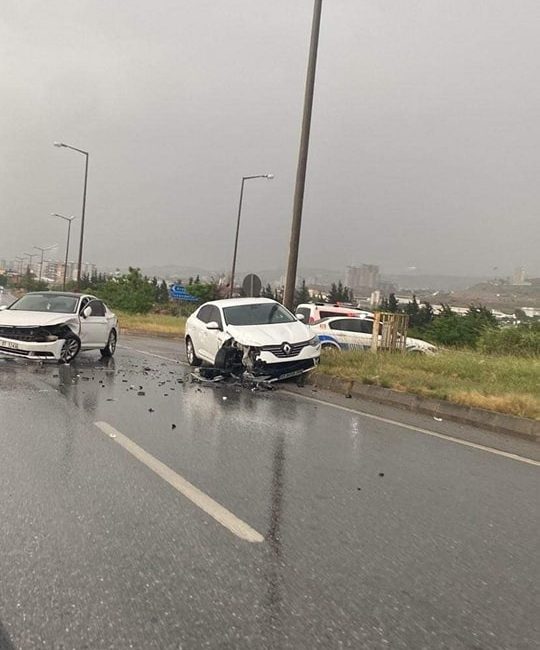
{"left": 169, "top": 284, "right": 199, "bottom": 302}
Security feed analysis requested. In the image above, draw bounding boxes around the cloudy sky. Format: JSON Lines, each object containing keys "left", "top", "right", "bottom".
{"left": 1, "top": 0, "right": 539, "bottom": 277}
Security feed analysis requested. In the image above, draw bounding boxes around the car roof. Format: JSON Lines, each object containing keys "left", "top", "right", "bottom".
{"left": 25, "top": 291, "right": 88, "bottom": 298}
{"left": 203, "top": 297, "right": 277, "bottom": 308}
{"left": 313, "top": 315, "right": 374, "bottom": 323}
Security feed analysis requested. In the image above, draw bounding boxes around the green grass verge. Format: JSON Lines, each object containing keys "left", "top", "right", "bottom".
{"left": 317, "top": 349, "right": 540, "bottom": 420}
{"left": 117, "top": 311, "right": 186, "bottom": 337}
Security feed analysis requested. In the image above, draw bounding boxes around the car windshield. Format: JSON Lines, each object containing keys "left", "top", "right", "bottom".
{"left": 9, "top": 293, "right": 79, "bottom": 314}
{"left": 223, "top": 302, "right": 296, "bottom": 326}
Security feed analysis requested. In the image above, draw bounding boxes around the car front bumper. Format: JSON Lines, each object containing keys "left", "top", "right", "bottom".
{"left": 0, "top": 336, "right": 65, "bottom": 361}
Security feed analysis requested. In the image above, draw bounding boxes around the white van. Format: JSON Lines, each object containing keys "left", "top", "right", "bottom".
{"left": 295, "top": 303, "right": 373, "bottom": 324}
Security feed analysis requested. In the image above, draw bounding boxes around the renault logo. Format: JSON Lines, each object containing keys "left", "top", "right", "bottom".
{"left": 282, "top": 343, "right": 292, "bottom": 355}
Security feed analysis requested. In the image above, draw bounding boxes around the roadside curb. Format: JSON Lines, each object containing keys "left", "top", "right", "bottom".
{"left": 306, "top": 373, "right": 540, "bottom": 442}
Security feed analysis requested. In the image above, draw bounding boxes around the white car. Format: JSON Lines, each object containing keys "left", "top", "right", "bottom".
{"left": 185, "top": 298, "right": 321, "bottom": 380}
{"left": 0, "top": 292, "right": 118, "bottom": 363}
{"left": 296, "top": 302, "right": 373, "bottom": 324}
{"left": 311, "top": 316, "right": 437, "bottom": 354}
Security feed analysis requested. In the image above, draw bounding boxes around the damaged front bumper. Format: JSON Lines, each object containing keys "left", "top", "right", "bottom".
{"left": 0, "top": 336, "right": 65, "bottom": 361}
{"left": 205, "top": 337, "right": 320, "bottom": 383}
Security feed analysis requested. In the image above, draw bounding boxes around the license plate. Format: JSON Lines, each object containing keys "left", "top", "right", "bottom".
{"left": 0, "top": 338, "right": 19, "bottom": 350}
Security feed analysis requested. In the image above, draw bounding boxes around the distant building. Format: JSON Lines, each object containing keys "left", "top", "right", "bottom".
{"left": 511, "top": 267, "right": 528, "bottom": 286}
{"left": 346, "top": 264, "right": 380, "bottom": 293}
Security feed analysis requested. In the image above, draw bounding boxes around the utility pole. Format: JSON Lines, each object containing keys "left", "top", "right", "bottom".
{"left": 283, "top": 0, "right": 322, "bottom": 310}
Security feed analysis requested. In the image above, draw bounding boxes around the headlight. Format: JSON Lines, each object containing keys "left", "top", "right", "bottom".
{"left": 309, "top": 335, "right": 320, "bottom": 347}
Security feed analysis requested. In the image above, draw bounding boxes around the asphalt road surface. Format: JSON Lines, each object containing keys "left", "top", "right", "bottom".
{"left": 0, "top": 335, "right": 538, "bottom": 649}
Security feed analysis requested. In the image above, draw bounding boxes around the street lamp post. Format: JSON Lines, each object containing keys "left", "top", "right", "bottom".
{"left": 283, "top": 0, "right": 323, "bottom": 309}
{"left": 54, "top": 142, "right": 89, "bottom": 291}
{"left": 229, "top": 174, "right": 274, "bottom": 298}
{"left": 34, "top": 245, "right": 56, "bottom": 282}
{"left": 52, "top": 213, "right": 77, "bottom": 290}
{"left": 15, "top": 256, "right": 24, "bottom": 277}
{"left": 23, "top": 252, "right": 38, "bottom": 275}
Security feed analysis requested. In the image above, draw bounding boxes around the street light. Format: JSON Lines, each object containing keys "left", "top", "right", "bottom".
{"left": 34, "top": 245, "right": 56, "bottom": 282}
{"left": 52, "top": 213, "right": 77, "bottom": 290}
{"left": 23, "top": 252, "right": 38, "bottom": 274}
{"left": 283, "top": 0, "right": 323, "bottom": 309}
{"left": 54, "top": 141, "right": 89, "bottom": 290}
{"left": 229, "top": 174, "right": 274, "bottom": 298}
{"left": 15, "top": 256, "right": 24, "bottom": 276}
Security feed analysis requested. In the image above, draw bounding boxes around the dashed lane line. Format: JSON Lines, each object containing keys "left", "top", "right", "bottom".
{"left": 94, "top": 421, "right": 265, "bottom": 543}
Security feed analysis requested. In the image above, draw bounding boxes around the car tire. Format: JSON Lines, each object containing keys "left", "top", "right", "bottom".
{"left": 186, "top": 337, "right": 202, "bottom": 366}
{"left": 59, "top": 333, "right": 81, "bottom": 364}
{"left": 100, "top": 329, "right": 117, "bottom": 357}
{"left": 321, "top": 342, "right": 339, "bottom": 352}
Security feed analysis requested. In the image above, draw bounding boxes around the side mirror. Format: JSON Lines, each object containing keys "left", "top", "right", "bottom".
{"left": 206, "top": 321, "right": 220, "bottom": 330}
{"left": 296, "top": 313, "right": 305, "bottom": 321}
{"left": 82, "top": 305, "right": 92, "bottom": 319}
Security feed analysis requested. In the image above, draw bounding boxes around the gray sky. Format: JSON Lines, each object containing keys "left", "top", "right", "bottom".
{"left": 1, "top": 0, "right": 539, "bottom": 277}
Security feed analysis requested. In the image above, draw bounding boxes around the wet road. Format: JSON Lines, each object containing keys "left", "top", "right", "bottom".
{"left": 0, "top": 337, "right": 538, "bottom": 649}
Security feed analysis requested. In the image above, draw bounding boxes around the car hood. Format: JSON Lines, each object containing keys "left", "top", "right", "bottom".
{"left": 0, "top": 310, "right": 77, "bottom": 327}
{"left": 226, "top": 321, "right": 311, "bottom": 346}
{"left": 406, "top": 336, "right": 437, "bottom": 351}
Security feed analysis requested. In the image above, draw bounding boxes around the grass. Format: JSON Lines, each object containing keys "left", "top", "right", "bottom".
{"left": 116, "top": 311, "right": 186, "bottom": 337}
{"left": 317, "top": 349, "right": 540, "bottom": 420}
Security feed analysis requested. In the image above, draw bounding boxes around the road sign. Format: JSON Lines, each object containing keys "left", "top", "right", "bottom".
{"left": 169, "top": 284, "right": 199, "bottom": 302}
{"left": 242, "top": 274, "right": 262, "bottom": 298}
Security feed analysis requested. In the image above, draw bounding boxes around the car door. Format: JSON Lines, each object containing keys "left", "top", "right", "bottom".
{"left": 204, "top": 305, "right": 227, "bottom": 361}
{"left": 79, "top": 299, "right": 109, "bottom": 348}
{"left": 341, "top": 318, "right": 373, "bottom": 350}
{"left": 191, "top": 305, "right": 213, "bottom": 361}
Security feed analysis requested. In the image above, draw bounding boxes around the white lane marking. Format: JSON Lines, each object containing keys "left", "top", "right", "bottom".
{"left": 94, "top": 421, "right": 264, "bottom": 543}
{"left": 282, "top": 391, "right": 540, "bottom": 467}
{"left": 118, "top": 342, "right": 539, "bottom": 467}
{"left": 119, "top": 344, "right": 187, "bottom": 365}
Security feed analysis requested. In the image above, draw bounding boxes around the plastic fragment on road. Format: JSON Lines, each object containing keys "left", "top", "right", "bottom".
{"left": 433, "top": 416, "right": 443, "bottom": 421}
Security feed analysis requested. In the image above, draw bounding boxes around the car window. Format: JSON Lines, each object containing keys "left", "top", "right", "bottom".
{"left": 223, "top": 302, "right": 295, "bottom": 326}
{"left": 87, "top": 300, "right": 106, "bottom": 317}
{"left": 79, "top": 297, "right": 91, "bottom": 312}
{"left": 197, "top": 305, "right": 212, "bottom": 323}
{"left": 9, "top": 293, "right": 78, "bottom": 313}
{"left": 320, "top": 309, "right": 349, "bottom": 319}
{"left": 296, "top": 307, "right": 311, "bottom": 320}
{"left": 339, "top": 319, "right": 368, "bottom": 333}
{"left": 329, "top": 319, "right": 347, "bottom": 331}
{"left": 208, "top": 306, "right": 223, "bottom": 329}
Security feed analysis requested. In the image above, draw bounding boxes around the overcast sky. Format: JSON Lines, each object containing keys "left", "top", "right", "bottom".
{"left": 1, "top": 0, "right": 539, "bottom": 278}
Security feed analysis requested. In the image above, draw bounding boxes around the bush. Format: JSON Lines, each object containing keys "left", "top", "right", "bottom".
{"left": 96, "top": 267, "right": 155, "bottom": 314}
{"left": 477, "top": 322, "right": 540, "bottom": 356}
{"left": 421, "top": 304, "right": 498, "bottom": 348}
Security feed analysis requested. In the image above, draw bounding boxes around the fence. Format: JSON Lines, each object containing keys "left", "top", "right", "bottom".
{"left": 370, "top": 312, "right": 409, "bottom": 353}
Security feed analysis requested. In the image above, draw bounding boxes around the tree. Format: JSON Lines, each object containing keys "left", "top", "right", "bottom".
{"left": 97, "top": 267, "right": 155, "bottom": 313}
{"left": 388, "top": 293, "right": 399, "bottom": 313}
{"left": 262, "top": 283, "right": 274, "bottom": 299}
{"left": 294, "top": 279, "right": 311, "bottom": 307}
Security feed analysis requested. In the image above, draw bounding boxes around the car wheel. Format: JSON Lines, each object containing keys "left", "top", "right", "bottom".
{"left": 186, "top": 337, "right": 202, "bottom": 366}
{"left": 59, "top": 334, "right": 81, "bottom": 364}
{"left": 100, "top": 329, "right": 117, "bottom": 357}
{"left": 321, "top": 342, "right": 339, "bottom": 352}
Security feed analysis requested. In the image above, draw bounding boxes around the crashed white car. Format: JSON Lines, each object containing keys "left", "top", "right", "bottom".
{"left": 185, "top": 298, "right": 321, "bottom": 380}
{"left": 0, "top": 292, "right": 118, "bottom": 363}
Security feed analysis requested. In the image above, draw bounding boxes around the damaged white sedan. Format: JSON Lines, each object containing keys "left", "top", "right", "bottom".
{"left": 185, "top": 298, "right": 321, "bottom": 381}
{"left": 0, "top": 292, "right": 118, "bottom": 363}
